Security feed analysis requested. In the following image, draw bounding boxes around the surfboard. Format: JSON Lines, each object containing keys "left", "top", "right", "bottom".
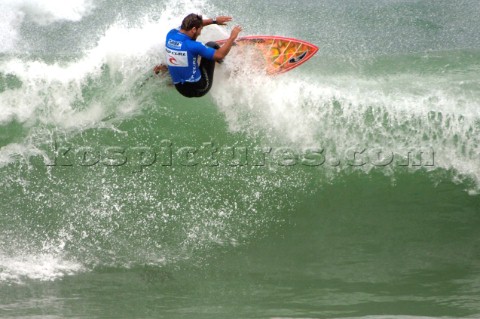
{"left": 217, "top": 35, "right": 318, "bottom": 75}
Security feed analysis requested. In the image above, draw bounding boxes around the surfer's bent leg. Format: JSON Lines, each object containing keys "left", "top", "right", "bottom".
{"left": 200, "top": 42, "right": 220, "bottom": 81}
{"left": 195, "top": 42, "right": 220, "bottom": 96}
{"left": 174, "top": 42, "right": 220, "bottom": 98}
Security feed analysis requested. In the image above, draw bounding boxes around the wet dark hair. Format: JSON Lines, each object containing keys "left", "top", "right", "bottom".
{"left": 181, "top": 14, "right": 203, "bottom": 31}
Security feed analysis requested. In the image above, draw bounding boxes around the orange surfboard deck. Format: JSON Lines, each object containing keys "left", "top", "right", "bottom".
{"left": 217, "top": 35, "right": 318, "bottom": 75}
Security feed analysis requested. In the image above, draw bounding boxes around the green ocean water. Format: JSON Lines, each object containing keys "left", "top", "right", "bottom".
{"left": 1, "top": 0, "right": 480, "bottom": 318}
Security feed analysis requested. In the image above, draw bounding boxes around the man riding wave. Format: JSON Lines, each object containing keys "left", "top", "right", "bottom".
{"left": 159, "top": 14, "right": 242, "bottom": 98}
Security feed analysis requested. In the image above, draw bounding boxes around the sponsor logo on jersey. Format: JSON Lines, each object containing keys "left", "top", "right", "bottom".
{"left": 166, "top": 48, "right": 188, "bottom": 67}
{"left": 167, "top": 39, "right": 182, "bottom": 49}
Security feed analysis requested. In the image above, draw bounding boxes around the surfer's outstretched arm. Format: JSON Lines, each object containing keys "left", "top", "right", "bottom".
{"left": 202, "top": 16, "right": 232, "bottom": 26}
{"left": 213, "top": 25, "right": 242, "bottom": 61}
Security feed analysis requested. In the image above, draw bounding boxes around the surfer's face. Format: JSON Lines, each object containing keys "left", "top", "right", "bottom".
{"left": 192, "top": 26, "right": 202, "bottom": 40}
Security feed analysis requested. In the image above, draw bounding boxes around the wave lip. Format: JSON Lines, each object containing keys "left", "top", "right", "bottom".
{"left": 0, "top": 0, "right": 95, "bottom": 53}
{"left": 2, "top": 0, "right": 94, "bottom": 25}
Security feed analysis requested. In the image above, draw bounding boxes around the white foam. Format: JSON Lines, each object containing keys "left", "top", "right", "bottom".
{"left": 0, "top": 142, "right": 44, "bottom": 168}
{"left": 0, "top": 253, "right": 84, "bottom": 284}
{"left": 0, "top": 0, "right": 94, "bottom": 53}
{"left": 2, "top": 0, "right": 94, "bottom": 25}
{"left": 0, "top": 19, "right": 153, "bottom": 126}
{"left": 0, "top": 8, "right": 23, "bottom": 53}
{"left": 211, "top": 66, "right": 480, "bottom": 189}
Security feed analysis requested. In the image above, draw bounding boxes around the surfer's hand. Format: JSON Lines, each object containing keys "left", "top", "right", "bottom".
{"left": 215, "top": 16, "right": 232, "bottom": 25}
{"left": 153, "top": 64, "right": 167, "bottom": 75}
{"left": 230, "top": 25, "right": 243, "bottom": 39}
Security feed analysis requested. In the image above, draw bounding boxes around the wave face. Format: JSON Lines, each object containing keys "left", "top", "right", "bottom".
{"left": 1, "top": 0, "right": 480, "bottom": 318}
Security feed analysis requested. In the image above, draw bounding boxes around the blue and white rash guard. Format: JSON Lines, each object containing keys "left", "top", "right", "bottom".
{"left": 165, "top": 28, "right": 216, "bottom": 84}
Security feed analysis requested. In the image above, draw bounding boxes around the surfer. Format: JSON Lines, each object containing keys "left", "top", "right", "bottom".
{"left": 157, "top": 14, "right": 242, "bottom": 98}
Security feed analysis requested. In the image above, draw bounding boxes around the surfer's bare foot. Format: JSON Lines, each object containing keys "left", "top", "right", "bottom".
{"left": 153, "top": 64, "right": 168, "bottom": 74}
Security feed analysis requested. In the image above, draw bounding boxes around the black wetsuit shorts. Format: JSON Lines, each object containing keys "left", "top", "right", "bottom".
{"left": 174, "top": 42, "right": 220, "bottom": 98}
